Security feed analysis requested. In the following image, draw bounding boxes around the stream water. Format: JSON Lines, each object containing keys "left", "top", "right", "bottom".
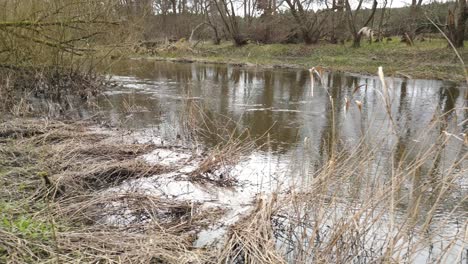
{"left": 64, "top": 59, "right": 467, "bottom": 262}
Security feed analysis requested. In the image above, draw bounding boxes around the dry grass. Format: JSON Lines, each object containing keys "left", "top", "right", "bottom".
{"left": 0, "top": 118, "right": 219, "bottom": 263}
{"left": 183, "top": 101, "right": 257, "bottom": 187}
{"left": 0, "top": 66, "right": 106, "bottom": 118}
{"left": 209, "top": 119, "right": 467, "bottom": 263}
{"left": 219, "top": 195, "right": 285, "bottom": 264}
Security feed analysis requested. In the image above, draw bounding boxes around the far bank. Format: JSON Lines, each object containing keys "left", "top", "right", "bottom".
{"left": 105, "top": 38, "right": 468, "bottom": 83}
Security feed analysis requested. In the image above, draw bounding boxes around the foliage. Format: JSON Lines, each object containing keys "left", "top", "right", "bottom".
{"left": 0, "top": 0, "right": 119, "bottom": 67}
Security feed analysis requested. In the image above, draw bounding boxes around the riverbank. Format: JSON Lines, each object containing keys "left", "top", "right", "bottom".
{"left": 1, "top": 59, "right": 466, "bottom": 262}
{"left": 108, "top": 38, "right": 468, "bottom": 82}
{"left": 0, "top": 116, "right": 278, "bottom": 263}
{"left": 0, "top": 118, "right": 222, "bottom": 262}
{"left": 2, "top": 115, "right": 466, "bottom": 263}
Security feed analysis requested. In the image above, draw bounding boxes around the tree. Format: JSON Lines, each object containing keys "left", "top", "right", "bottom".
{"left": 256, "top": 0, "right": 275, "bottom": 43}
{"left": 344, "top": 0, "right": 378, "bottom": 47}
{"left": 329, "top": 0, "right": 346, "bottom": 44}
{"left": 211, "top": 0, "right": 247, "bottom": 46}
{"left": 375, "top": 0, "right": 388, "bottom": 42}
{"left": 283, "top": 0, "right": 326, "bottom": 44}
{"left": 0, "top": 0, "right": 119, "bottom": 64}
{"left": 197, "top": 0, "right": 222, "bottom": 44}
{"left": 447, "top": 0, "right": 468, "bottom": 48}
{"left": 402, "top": 0, "right": 424, "bottom": 45}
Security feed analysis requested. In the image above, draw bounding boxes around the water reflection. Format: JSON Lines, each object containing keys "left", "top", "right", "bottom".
{"left": 101, "top": 61, "right": 466, "bottom": 156}
{"left": 100, "top": 60, "right": 467, "bottom": 208}
{"left": 103, "top": 61, "right": 466, "bottom": 181}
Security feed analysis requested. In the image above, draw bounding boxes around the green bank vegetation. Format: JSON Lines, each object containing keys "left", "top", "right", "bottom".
{"left": 121, "top": 37, "right": 468, "bottom": 81}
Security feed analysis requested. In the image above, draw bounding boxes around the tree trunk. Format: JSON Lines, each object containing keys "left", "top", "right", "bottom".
{"left": 455, "top": 0, "right": 467, "bottom": 47}
{"left": 330, "top": 0, "right": 345, "bottom": 44}
{"left": 405, "top": 6, "right": 418, "bottom": 43}
{"left": 189, "top": 23, "right": 206, "bottom": 43}
{"left": 352, "top": 34, "right": 361, "bottom": 47}
{"left": 447, "top": 2, "right": 467, "bottom": 48}
{"left": 212, "top": 0, "right": 247, "bottom": 46}
{"left": 376, "top": 0, "right": 388, "bottom": 42}
{"left": 170, "top": 0, "right": 177, "bottom": 14}
{"left": 204, "top": 5, "right": 221, "bottom": 45}
{"left": 284, "top": 0, "right": 317, "bottom": 45}
{"left": 213, "top": 32, "right": 221, "bottom": 44}
{"left": 345, "top": 0, "right": 377, "bottom": 48}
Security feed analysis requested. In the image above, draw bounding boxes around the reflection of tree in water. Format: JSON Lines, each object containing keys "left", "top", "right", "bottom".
{"left": 429, "top": 84, "right": 460, "bottom": 177}
{"left": 213, "top": 65, "right": 228, "bottom": 83}
{"left": 393, "top": 79, "right": 412, "bottom": 167}
{"left": 230, "top": 68, "right": 241, "bottom": 84}
{"left": 240, "top": 70, "right": 305, "bottom": 153}
{"left": 219, "top": 68, "right": 230, "bottom": 116}
{"left": 462, "top": 87, "right": 468, "bottom": 144}
{"left": 107, "top": 61, "right": 467, "bottom": 186}
{"left": 183, "top": 100, "right": 244, "bottom": 148}
{"left": 194, "top": 65, "right": 208, "bottom": 81}
{"left": 181, "top": 67, "right": 304, "bottom": 151}
{"left": 288, "top": 70, "right": 308, "bottom": 102}
{"left": 345, "top": 74, "right": 358, "bottom": 91}
{"left": 391, "top": 79, "right": 425, "bottom": 222}
{"left": 317, "top": 72, "right": 344, "bottom": 163}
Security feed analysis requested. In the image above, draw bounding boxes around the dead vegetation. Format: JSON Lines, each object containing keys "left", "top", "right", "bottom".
{"left": 0, "top": 118, "right": 222, "bottom": 263}
{"left": 189, "top": 136, "right": 254, "bottom": 187}
{"left": 182, "top": 100, "right": 257, "bottom": 187}
{"left": 1, "top": 113, "right": 466, "bottom": 263}
{"left": 220, "top": 195, "right": 285, "bottom": 264}
{"left": 132, "top": 38, "right": 197, "bottom": 56}
{"left": 0, "top": 66, "right": 107, "bottom": 117}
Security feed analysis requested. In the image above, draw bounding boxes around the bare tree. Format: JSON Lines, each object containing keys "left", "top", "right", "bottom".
{"left": 344, "top": 0, "right": 378, "bottom": 47}
{"left": 244, "top": 0, "right": 258, "bottom": 25}
{"left": 256, "top": 0, "right": 276, "bottom": 43}
{"left": 329, "top": 0, "right": 346, "bottom": 44}
{"left": 189, "top": 1, "right": 222, "bottom": 45}
{"left": 375, "top": 0, "right": 388, "bottom": 42}
{"left": 0, "top": 0, "right": 119, "bottom": 61}
{"left": 402, "top": 0, "right": 424, "bottom": 44}
{"left": 212, "top": 0, "right": 247, "bottom": 45}
{"left": 447, "top": 0, "right": 468, "bottom": 47}
{"left": 284, "top": 0, "right": 326, "bottom": 44}
{"left": 205, "top": 7, "right": 223, "bottom": 44}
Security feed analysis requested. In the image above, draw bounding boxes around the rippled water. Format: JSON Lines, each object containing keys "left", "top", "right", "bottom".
{"left": 100, "top": 60, "right": 464, "bottom": 146}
